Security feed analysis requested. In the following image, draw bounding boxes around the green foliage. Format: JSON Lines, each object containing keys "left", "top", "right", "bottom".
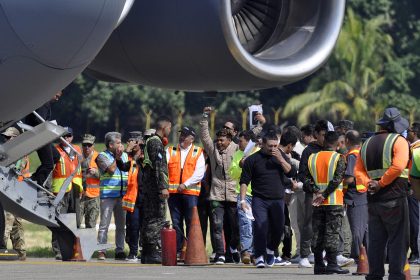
{"left": 284, "top": 9, "right": 396, "bottom": 129}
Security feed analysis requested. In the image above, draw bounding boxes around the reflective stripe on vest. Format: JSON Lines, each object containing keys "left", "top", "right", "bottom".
{"left": 167, "top": 145, "right": 202, "bottom": 196}
{"left": 308, "top": 151, "right": 344, "bottom": 206}
{"left": 85, "top": 150, "right": 100, "bottom": 198}
{"left": 343, "top": 148, "right": 367, "bottom": 193}
{"left": 52, "top": 145, "right": 82, "bottom": 193}
{"left": 122, "top": 159, "right": 139, "bottom": 212}
{"left": 16, "top": 156, "right": 31, "bottom": 182}
{"left": 99, "top": 150, "right": 128, "bottom": 198}
{"left": 360, "top": 133, "right": 406, "bottom": 180}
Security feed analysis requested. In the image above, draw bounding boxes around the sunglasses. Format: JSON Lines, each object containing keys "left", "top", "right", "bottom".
{"left": 223, "top": 126, "right": 233, "bottom": 130}
{"left": 82, "top": 143, "right": 93, "bottom": 147}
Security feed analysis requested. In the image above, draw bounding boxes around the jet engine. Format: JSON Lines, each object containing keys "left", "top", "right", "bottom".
{"left": 87, "top": 0, "right": 346, "bottom": 91}
{"left": 0, "top": 0, "right": 129, "bottom": 127}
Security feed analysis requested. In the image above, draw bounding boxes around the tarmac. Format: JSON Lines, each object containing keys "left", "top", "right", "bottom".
{"left": 0, "top": 259, "right": 419, "bottom": 280}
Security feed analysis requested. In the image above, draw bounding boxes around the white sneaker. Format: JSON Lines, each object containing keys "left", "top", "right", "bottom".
{"left": 337, "top": 255, "right": 355, "bottom": 267}
{"left": 274, "top": 257, "right": 292, "bottom": 266}
{"left": 308, "top": 253, "right": 314, "bottom": 264}
{"left": 298, "top": 257, "right": 312, "bottom": 268}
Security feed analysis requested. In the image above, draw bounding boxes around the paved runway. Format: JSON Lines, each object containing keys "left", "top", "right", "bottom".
{"left": 1, "top": 259, "right": 419, "bottom": 280}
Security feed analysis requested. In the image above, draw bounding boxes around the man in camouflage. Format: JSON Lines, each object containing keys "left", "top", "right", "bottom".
{"left": 1, "top": 127, "right": 28, "bottom": 260}
{"left": 306, "top": 131, "right": 349, "bottom": 274}
{"left": 80, "top": 134, "right": 100, "bottom": 229}
{"left": 140, "top": 116, "right": 172, "bottom": 264}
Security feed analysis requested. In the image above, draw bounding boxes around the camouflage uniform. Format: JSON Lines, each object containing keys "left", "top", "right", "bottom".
{"left": 80, "top": 196, "right": 100, "bottom": 229}
{"left": 140, "top": 135, "right": 168, "bottom": 253}
{"left": 305, "top": 153, "right": 346, "bottom": 266}
{"left": 3, "top": 212, "right": 26, "bottom": 259}
{"left": 2, "top": 157, "right": 27, "bottom": 259}
{"left": 80, "top": 148, "right": 100, "bottom": 229}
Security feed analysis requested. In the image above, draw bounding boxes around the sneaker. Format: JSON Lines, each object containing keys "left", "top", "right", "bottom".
{"left": 55, "top": 254, "right": 62, "bottom": 261}
{"left": 126, "top": 254, "right": 138, "bottom": 262}
{"left": 336, "top": 255, "right": 354, "bottom": 267}
{"left": 308, "top": 253, "right": 315, "bottom": 264}
{"left": 115, "top": 252, "right": 127, "bottom": 260}
{"left": 299, "top": 257, "right": 313, "bottom": 268}
{"left": 97, "top": 252, "right": 106, "bottom": 261}
{"left": 214, "top": 254, "right": 225, "bottom": 265}
{"left": 274, "top": 257, "right": 291, "bottom": 266}
{"left": 290, "top": 254, "right": 301, "bottom": 264}
{"left": 265, "top": 254, "right": 275, "bottom": 267}
{"left": 241, "top": 252, "right": 251, "bottom": 265}
{"left": 231, "top": 251, "right": 240, "bottom": 264}
{"left": 255, "top": 256, "right": 265, "bottom": 268}
{"left": 210, "top": 252, "right": 216, "bottom": 262}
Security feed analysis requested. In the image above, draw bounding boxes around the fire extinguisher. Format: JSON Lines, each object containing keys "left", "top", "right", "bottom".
{"left": 161, "top": 221, "right": 177, "bottom": 266}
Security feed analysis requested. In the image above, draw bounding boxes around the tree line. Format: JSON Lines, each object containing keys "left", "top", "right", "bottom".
{"left": 54, "top": 0, "right": 420, "bottom": 140}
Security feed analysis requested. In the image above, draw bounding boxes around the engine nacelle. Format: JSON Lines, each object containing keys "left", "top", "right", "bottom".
{"left": 0, "top": 0, "right": 127, "bottom": 127}
{"left": 87, "top": 0, "right": 346, "bottom": 91}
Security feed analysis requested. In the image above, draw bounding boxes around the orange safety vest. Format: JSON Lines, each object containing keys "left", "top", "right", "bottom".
{"left": 343, "top": 148, "right": 367, "bottom": 193}
{"left": 84, "top": 151, "right": 100, "bottom": 198}
{"left": 167, "top": 144, "right": 203, "bottom": 196}
{"left": 52, "top": 144, "right": 83, "bottom": 193}
{"left": 122, "top": 159, "right": 139, "bottom": 212}
{"left": 17, "top": 156, "right": 31, "bottom": 182}
{"left": 308, "top": 151, "right": 344, "bottom": 206}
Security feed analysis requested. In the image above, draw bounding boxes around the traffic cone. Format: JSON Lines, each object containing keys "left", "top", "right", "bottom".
{"left": 352, "top": 245, "right": 369, "bottom": 275}
{"left": 179, "top": 239, "right": 187, "bottom": 262}
{"left": 184, "top": 207, "right": 208, "bottom": 265}
{"left": 404, "top": 259, "right": 411, "bottom": 280}
{"left": 69, "top": 237, "right": 85, "bottom": 262}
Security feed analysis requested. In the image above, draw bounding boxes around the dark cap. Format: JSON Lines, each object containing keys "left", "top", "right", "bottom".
{"left": 82, "top": 134, "right": 95, "bottom": 145}
{"left": 376, "top": 107, "right": 409, "bottom": 134}
{"left": 179, "top": 126, "right": 196, "bottom": 137}
{"left": 63, "top": 127, "right": 73, "bottom": 136}
{"left": 128, "top": 131, "right": 143, "bottom": 141}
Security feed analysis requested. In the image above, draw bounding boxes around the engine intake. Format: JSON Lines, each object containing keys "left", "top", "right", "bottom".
{"left": 87, "top": 0, "right": 346, "bottom": 91}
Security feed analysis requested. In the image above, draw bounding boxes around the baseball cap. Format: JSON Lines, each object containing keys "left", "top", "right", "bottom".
{"left": 128, "top": 131, "right": 143, "bottom": 142}
{"left": 63, "top": 127, "right": 73, "bottom": 136}
{"left": 179, "top": 126, "right": 196, "bottom": 137}
{"left": 1, "top": 127, "right": 20, "bottom": 138}
{"left": 82, "top": 134, "right": 95, "bottom": 145}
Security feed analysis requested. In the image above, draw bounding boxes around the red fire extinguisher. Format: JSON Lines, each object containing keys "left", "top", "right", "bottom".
{"left": 161, "top": 222, "right": 177, "bottom": 266}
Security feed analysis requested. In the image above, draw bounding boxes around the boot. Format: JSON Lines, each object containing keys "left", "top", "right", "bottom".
{"left": 143, "top": 244, "right": 162, "bottom": 264}
{"left": 314, "top": 251, "right": 326, "bottom": 275}
{"left": 326, "top": 253, "right": 349, "bottom": 274}
{"left": 140, "top": 245, "right": 149, "bottom": 264}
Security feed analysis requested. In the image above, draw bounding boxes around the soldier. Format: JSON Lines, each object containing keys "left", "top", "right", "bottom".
{"left": 80, "top": 134, "right": 100, "bottom": 229}
{"left": 140, "top": 116, "right": 172, "bottom": 264}
{"left": 1, "top": 127, "right": 29, "bottom": 260}
{"left": 307, "top": 131, "right": 349, "bottom": 274}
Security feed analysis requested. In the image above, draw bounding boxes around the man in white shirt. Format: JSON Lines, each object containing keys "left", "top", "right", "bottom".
{"left": 166, "top": 126, "right": 205, "bottom": 255}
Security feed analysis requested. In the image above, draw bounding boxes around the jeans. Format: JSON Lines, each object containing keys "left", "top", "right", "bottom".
{"left": 237, "top": 195, "right": 253, "bottom": 254}
{"left": 168, "top": 194, "right": 198, "bottom": 252}
{"left": 126, "top": 204, "right": 143, "bottom": 256}
{"left": 210, "top": 201, "right": 239, "bottom": 255}
{"left": 97, "top": 197, "right": 126, "bottom": 253}
{"left": 252, "top": 197, "right": 285, "bottom": 258}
